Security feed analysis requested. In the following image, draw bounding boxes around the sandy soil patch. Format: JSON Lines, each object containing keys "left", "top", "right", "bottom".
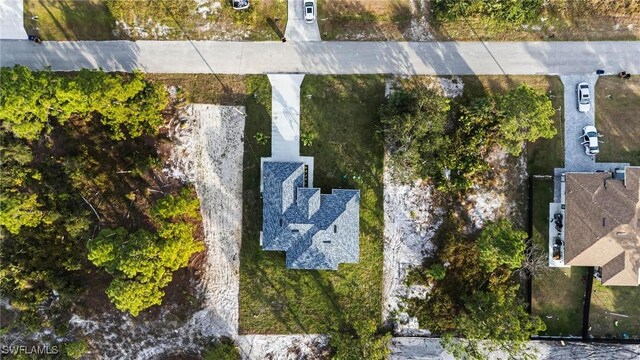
{"left": 382, "top": 164, "right": 442, "bottom": 336}
{"left": 237, "top": 334, "right": 329, "bottom": 360}
{"left": 462, "top": 147, "right": 528, "bottom": 232}
{"left": 166, "top": 104, "right": 246, "bottom": 336}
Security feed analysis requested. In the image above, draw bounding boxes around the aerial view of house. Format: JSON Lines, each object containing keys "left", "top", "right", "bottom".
{"left": 1, "top": 1, "right": 640, "bottom": 359}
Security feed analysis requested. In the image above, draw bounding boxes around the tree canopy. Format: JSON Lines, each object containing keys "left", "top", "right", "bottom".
{"left": 379, "top": 84, "right": 556, "bottom": 191}
{"left": 407, "top": 218, "right": 544, "bottom": 358}
{"left": 88, "top": 190, "right": 204, "bottom": 316}
{"left": 0, "top": 66, "right": 168, "bottom": 140}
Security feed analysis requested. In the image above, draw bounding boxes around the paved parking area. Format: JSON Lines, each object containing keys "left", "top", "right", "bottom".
{"left": 284, "top": 0, "right": 321, "bottom": 41}
{"left": 561, "top": 74, "right": 598, "bottom": 172}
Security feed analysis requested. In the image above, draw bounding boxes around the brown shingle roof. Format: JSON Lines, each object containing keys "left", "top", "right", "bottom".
{"left": 564, "top": 167, "right": 640, "bottom": 286}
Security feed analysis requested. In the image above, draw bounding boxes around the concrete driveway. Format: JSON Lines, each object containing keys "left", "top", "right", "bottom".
{"left": 561, "top": 74, "right": 598, "bottom": 171}
{"left": 0, "top": 0, "right": 27, "bottom": 39}
{"left": 268, "top": 74, "right": 305, "bottom": 161}
{"left": 284, "top": 0, "right": 321, "bottom": 41}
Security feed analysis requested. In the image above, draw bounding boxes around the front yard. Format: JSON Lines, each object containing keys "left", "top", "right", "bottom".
{"left": 238, "top": 75, "right": 386, "bottom": 334}
{"left": 595, "top": 76, "right": 640, "bottom": 165}
{"left": 25, "top": 0, "right": 287, "bottom": 40}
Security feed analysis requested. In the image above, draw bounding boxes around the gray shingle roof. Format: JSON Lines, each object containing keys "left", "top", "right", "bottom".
{"left": 262, "top": 161, "right": 360, "bottom": 270}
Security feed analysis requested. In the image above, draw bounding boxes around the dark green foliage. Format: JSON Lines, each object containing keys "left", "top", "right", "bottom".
{"left": 408, "top": 219, "right": 545, "bottom": 358}
{"left": 203, "top": 338, "right": 240, "bottom": 360}
{"left": 379, "top": 89, "right": 450, "bottom": 183}
{"left": 0, "top": 66, "right": 168, "bottom": 140}
{"left": 87, "top": 193, "right": 204, "bottom": 316}
{"left": 477, "top": 220, "right": 528, "bottom": 272}
{"left": 379, "top": 84, "right": 555, "bottom": 191}
{"left": 433, "top": 0, "right": 543, "bottom": 25}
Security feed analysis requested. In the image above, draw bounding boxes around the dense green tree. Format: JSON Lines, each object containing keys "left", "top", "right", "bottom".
{"left": 495, "top": 85, "right": 556, "bottom": 155}
{"left": 378, "top": 88, "right": 450, "bottom": 183}
{"left": 408, "top": 219, "right": 544, "bottom": 359}
{"left": 87, "top": 191, "right": 203, "bottom": 316}
{"left": 0, "top": 193, "right": 44, "bottom": 234}
{"left": 0, "top": 66, "right": 168, "bottom": 140}
{"left": 476, "top": 219, "right": 528, "bottom": 272}
{"left": 379, "top": 84, "right": 555, "bottom": 191}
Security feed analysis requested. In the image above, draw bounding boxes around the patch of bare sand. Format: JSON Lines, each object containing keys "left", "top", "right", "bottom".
{"left": 237, "top": 334, "right": 329, "bottom": 360}
{"left": 382, "top": 162, "right": 442, "bottom": 336}
{"left": 167, "top": 104, "right": 245, "bottom": 336}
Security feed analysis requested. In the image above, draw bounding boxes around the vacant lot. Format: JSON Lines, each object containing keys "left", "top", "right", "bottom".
{"left": 24, "top": 0, "right": 287, "bottom": 40}
{"left": 318, "top": 0, "right": 640, "bottom": 41}
{"left": 457, "top": 75, "right": 565, "bottom": 175}
{"left": 317, "top": 0, "right": 431, "bottom": 40}
{"left": 238, "top": 75, "right": 386, "bottom": 334}
{"left": 595, "top": 76, "right": 640, "bottom": 165}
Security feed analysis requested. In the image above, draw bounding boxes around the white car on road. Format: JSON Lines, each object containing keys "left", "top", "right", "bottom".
{"left": 581, "top": 125, "right": 602, "bottom": 156}
{"left": 576, "top": 82, "right": 591, "bottom": 112}
{"left": 304, "top": 0, "right": 315, "bottom": 23}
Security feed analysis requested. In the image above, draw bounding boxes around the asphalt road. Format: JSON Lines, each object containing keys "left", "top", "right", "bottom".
{"left": 1, "top": 40, "right": 639, "bottom": 75}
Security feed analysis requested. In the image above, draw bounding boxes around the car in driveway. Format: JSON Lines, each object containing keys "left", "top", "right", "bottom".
{"left": 304, "top": 0, "right": 315, "bottom": 23}
{"left": 576, "top": 82, "right": 591, "bottom": 112}
{"left": 581, "top": 125, "right": 602, "bottom": 155}
{"left": 232, "top": 0, "right": 249, "bottom": 10}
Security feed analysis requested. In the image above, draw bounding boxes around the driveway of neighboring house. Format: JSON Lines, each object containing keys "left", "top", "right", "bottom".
{"left": 561, "top": 74, "right": 598, "bottom": 172}
{"left": 0, "top": 0, "right": 27, "bottom": 39}
{"left": 553, "top": 75, "right": 631, "bottom": 202}
{"left": 268, "top": 74, "right": 305, "bottom": 161}
{"left": 284, "top": 0, "right": 321, "bottom": 41}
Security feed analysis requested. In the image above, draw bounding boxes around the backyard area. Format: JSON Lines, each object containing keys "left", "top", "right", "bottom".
{"left": 24, "top": 0, "right": 287, "bottom": 40}
{"left": 595, "top": 76, "right": 640, "bottom": 165}
{"left": 590, "top": 282, "right": 640, "bottom": 339}
{"left": 530, "top": 179, "right": 586, "bottom": 337}
{"left": 238, "top": 75, "right": 386, "bottom": 334}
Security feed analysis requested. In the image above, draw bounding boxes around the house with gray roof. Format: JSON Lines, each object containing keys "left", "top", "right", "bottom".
{"left": 260, "top": 161, "right": 360, "bottom": 270}
{"left": 561, "top": 166, "right": 640, "bottom": 286}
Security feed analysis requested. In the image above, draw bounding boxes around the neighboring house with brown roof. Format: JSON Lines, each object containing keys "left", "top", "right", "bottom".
{"left": 563, "top": 166, "right": 640, "bottom": 286}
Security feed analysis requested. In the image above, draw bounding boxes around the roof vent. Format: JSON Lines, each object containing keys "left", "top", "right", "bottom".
{"left": 603, "top": 218, "right": 606, "bottom": 227}
{"left": 333, "top": 225, "right": 337, "bottom": 233}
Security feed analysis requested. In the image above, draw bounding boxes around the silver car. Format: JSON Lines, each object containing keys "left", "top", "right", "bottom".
{"left": 576, "top": 82, "right": 590, "bottom": 112}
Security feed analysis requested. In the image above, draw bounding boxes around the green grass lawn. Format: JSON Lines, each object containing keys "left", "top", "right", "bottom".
{"left": 595, "top": 76, "right": 640, "bottom": 165}
{"left": 238, "top": 75, "right": 386, "bottom": 334}
{"left": 529, "top": 179, "right": 586, "bottom": 337}
{"left": 24, "top": 0, "right": 116, "bottom": 40}
{"left": 590, "top": 281, "right": 640, "bottom": 338}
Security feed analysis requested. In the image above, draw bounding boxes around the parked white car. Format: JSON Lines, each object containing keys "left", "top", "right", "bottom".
{"left": 581, "top": 125, "right": 602, "bottom": 155}
{"left": 304, "top": 0, "right": 315, "bottom": 23}
{"left": 576, "top": 82, "right": 591, "bottom": 112}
